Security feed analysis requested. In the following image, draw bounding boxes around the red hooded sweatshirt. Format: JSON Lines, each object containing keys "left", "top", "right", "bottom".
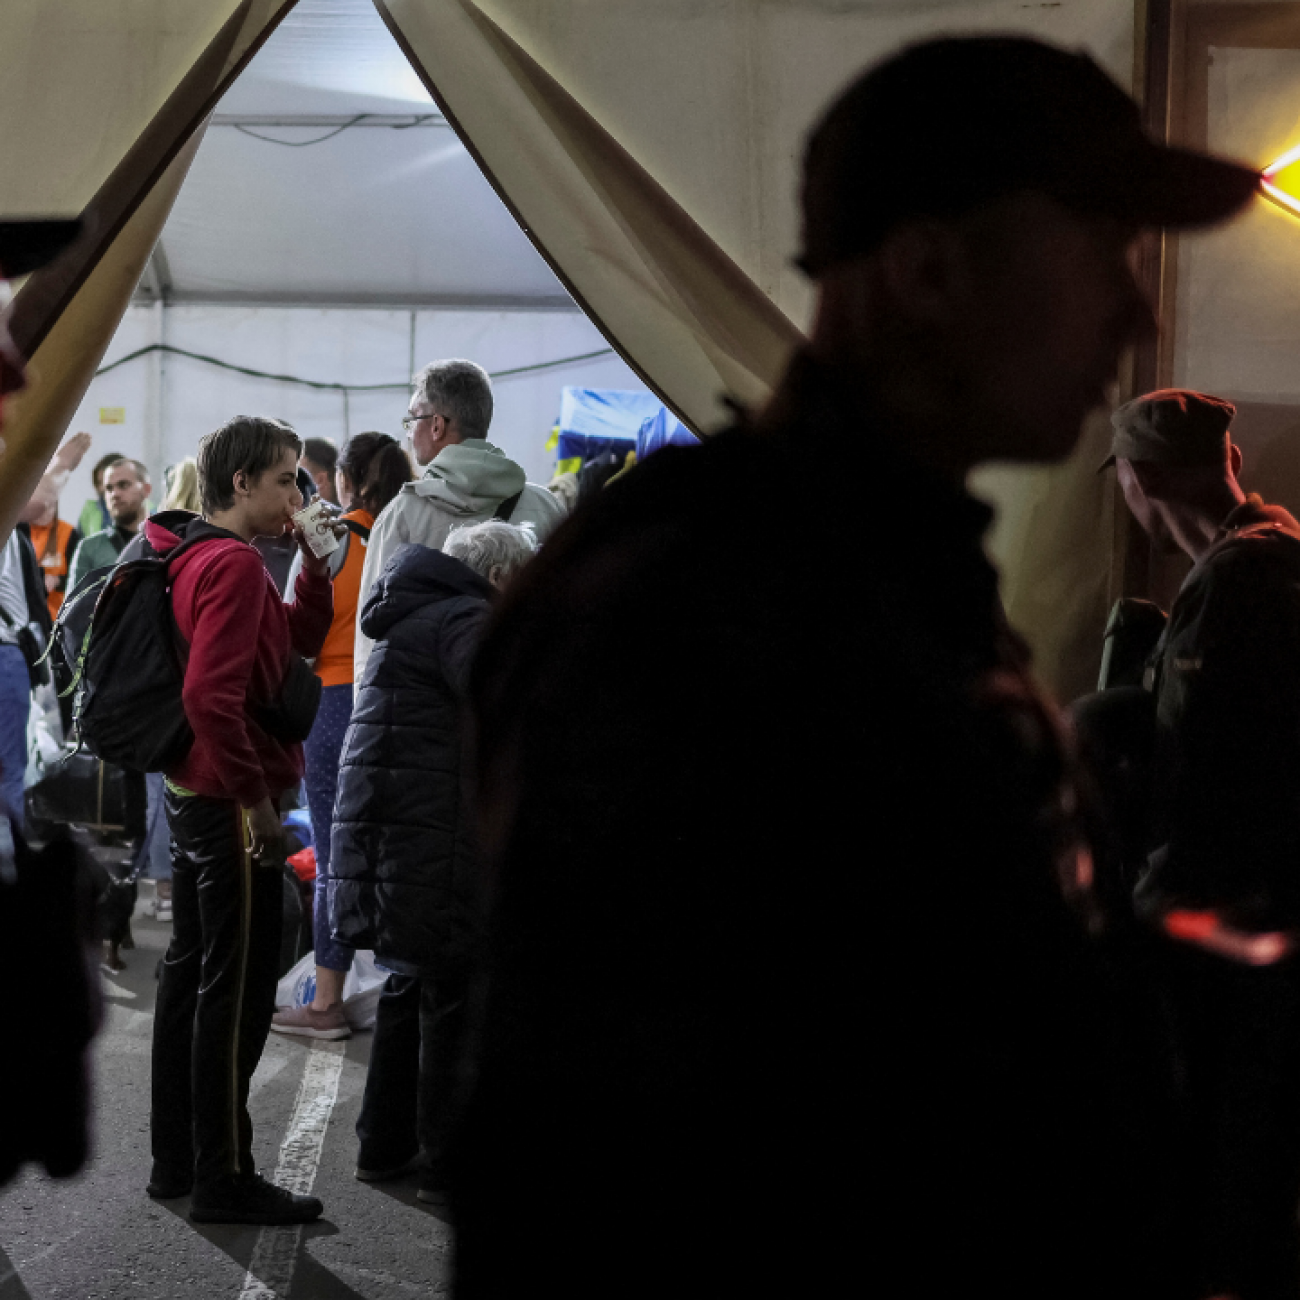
{"left": 144, "top": 515, "right": 333, "bottom": 808}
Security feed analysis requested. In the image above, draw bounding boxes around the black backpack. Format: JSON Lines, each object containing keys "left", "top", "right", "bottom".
{"left": 51, "top": 527, "right": 215, "bottom": 773}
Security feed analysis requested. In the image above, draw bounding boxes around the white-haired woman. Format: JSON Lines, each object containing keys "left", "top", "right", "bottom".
{"left": 329, "top": 519, "right": 536, "bottom": 1197}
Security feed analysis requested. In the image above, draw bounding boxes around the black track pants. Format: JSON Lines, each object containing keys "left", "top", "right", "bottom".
{"left": 151, "top": 788, "right": 283, "bottom": 1190}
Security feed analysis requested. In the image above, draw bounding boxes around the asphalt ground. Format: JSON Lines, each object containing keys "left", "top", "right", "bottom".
{"left": 0, "top": 895, "right": 452, "bottom": 1299}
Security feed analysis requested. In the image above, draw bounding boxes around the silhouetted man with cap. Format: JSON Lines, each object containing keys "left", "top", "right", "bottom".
{"left": 1111, "top": 388, "right": 1300, "bottom": 1299}
{"left": 454, "top": 38, "right": 1259, "bottom": 1300}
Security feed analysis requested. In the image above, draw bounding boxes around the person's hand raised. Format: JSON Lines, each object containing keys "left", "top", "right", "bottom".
{"left": 51, "top": 431, "right": 91, "bottom": 473}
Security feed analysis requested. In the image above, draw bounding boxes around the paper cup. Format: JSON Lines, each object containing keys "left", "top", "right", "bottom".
{"left": 292, "top": 500, "right": 340, "bottom": 558}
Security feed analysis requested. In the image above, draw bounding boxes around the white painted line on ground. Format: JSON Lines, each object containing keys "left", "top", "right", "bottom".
{"left": 237, "top": 1039, "right": 345, "bottom": 1300}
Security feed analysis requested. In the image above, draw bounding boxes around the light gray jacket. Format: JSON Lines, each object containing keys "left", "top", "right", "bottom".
{"left": 353, "top": 439, "right": 565, "bottom": 679}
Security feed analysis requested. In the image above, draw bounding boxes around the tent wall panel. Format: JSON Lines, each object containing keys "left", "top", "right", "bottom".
{"left": 56, "top": 303, "right": 638, "bottom": 518}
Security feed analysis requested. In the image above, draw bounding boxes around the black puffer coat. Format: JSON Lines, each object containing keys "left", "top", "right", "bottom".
{"left": 329, "top": 542, "right": 492, "bottom": 975}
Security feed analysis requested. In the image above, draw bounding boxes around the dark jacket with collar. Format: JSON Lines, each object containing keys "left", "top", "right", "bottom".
{"left": 1138, "top": 494, "right": 1300, "bottom": 927}
{"left": 456, "top": 350, "right": 1163, "bottom": 1298}
{"left": 329, "top": 542, "right": 493, "bottom": 975}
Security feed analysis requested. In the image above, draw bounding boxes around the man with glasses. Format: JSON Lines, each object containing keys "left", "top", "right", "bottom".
{"left": 354, "top": 358, "right": 563, "bottom": 679}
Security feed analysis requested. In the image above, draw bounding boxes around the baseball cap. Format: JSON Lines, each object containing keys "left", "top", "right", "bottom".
{"left": 799, "top": 37, "right": 1261, "bottom": 276}
{"left": 1102, "top": 389, "right": 1236, "bottom": 469}
{"left": 0, "top": 219, "right": 82, "bottom": 278}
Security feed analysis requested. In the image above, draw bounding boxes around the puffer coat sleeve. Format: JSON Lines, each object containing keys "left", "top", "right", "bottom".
{"left": 329, "top": 591, "right": 491, "bottom": 975}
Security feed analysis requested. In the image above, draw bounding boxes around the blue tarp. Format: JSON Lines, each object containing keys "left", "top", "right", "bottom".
{"left": 555, "top": 387, "right": 661, "bottom": 467}
{"left": 636, "top": 407, "right": 699, "bottom": 460}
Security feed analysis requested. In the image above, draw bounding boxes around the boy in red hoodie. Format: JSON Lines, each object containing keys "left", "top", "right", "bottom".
{"left": 145, "top": 416, "right": 336, "bottom": 1224}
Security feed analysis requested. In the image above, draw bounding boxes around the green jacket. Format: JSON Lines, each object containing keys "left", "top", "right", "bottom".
{"left": 68, "top": 525, "right": 134, "bottom": 592}
{"left": 77, "top": 497, "right": 108, "bottom": 539}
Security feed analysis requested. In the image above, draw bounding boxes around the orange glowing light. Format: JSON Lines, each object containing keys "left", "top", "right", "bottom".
{"left": 1162, "top": 908, "right": 1296, "bottom": 966}
{"left": 1261, "top": 142, "right": 1300, "bottom": 218}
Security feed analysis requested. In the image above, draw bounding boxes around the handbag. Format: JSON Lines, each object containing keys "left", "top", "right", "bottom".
{"left": 0, "top": 603, "right": 50, "bottom": 690}
{"left": 250, "top": 653, "right": 322, "bottom": 744}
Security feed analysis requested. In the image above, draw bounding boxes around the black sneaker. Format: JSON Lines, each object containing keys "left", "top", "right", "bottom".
{"left": 190, "top": 1173, "right": 323, "bottom": 1225}
{"left": 146, "top": 1164, "right": 192, "bottom": 1200}
{"left": 354, "top": 1150, "right": 423, "bottom": 1183}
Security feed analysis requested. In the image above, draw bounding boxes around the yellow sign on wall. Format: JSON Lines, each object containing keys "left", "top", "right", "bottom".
{"left": 99, "top": 407, "right": 125, "bottom": 424}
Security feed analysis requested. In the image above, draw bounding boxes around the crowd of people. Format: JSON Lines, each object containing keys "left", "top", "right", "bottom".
{"left": 5, "top": 27, "right": 1300, "bottom": 1300}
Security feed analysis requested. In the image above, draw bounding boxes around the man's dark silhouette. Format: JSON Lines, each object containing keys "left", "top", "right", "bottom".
{"left": 454, "top": 38, "right": 1260, "bottom": 1299}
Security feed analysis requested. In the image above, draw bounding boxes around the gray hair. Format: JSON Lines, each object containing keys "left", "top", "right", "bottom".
{"left": 412, "top": 359, "right": 493, "bottom": 440}
{"left": 443, "top": 519, "right": 537, "bottom": 583}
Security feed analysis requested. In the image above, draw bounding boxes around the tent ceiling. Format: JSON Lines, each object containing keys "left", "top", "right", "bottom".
{"left": 139, "top": 0, "right": 574, "bottom": 310}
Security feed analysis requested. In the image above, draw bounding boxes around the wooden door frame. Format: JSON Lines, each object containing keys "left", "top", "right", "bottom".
{"left": 1119, "top": 1, "right": 1300, "bottom": 604}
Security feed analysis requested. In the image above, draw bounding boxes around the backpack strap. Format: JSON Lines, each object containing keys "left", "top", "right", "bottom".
{"left": 494, "top": 489, "right": 524, "bottom": 522}
{"left": 342, "top": 518, "right": 371, "bottom": 542}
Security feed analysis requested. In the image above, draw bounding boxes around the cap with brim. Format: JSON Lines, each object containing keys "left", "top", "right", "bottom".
{"left": 1048, "top": 139, "right": 1261, "bottom": 230}
{"left": 800, "top": 36, "right": 1261, "bottom": 276}
{"left": 1100, "top": 388, "right": 1236, "bottom": 471}
{"left": 0, "top": 219, "right": 82, "bottom": 278}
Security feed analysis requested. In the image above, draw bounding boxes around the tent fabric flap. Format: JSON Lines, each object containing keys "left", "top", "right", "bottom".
{"left": 373, "top": 0, "right": 1135, "bottom": 699}
{"left": 0, "top": 0, "right": 300, "bottom": 545}
{"left": 0, "top": 137, "right": 205, "bottom": 549}
{"left": 372, "top": 0, "right": 805, "bottom": 436}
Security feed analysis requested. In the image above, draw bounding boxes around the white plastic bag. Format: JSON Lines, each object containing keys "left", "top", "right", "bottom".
{"left": 24, "top": 678, "right": 63, "bottom": 788}
{"left": 340, "top": 951, "right": 386, "bottom": 1031}
{"left": 274, "top": 949, "right": 388, "bottom": 1030}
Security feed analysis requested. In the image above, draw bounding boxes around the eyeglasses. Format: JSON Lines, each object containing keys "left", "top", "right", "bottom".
{"left": 401, "top": 410, "right": 439, "bottom": 431}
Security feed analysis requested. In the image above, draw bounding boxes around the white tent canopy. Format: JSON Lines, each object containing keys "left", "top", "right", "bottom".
{"left": 150, "top": 0, "right": 575, "bottom": 310}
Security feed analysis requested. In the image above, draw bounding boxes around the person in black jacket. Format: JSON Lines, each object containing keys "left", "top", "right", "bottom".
{"left": 330, "top": 521, "right": 537, "bottom": 1201}
{"left": 451, "top": 37, "right": 1259, "bottom": 1300}
{"left": 1109, "top": 388, "right": 1300, "bottom": 1298}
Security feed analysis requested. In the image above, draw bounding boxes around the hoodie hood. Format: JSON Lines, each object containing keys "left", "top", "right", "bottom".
{"left": 141, "top": 510, "right": 248, "bottom": 576}
{"left": 142, "top": 510, "right": 202, "bottom": 553}
{"left": 360, "top": 542, "right": 493, "bottom": 641}
{"left": 407, "top": 439, "right": 526, "bottom": 517}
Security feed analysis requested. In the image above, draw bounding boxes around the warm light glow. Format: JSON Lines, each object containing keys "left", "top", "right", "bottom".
{"left": 1163, "top": 908, "right": 1295, "bottom": 966}
{"left": 1261, "top": 142, "right": 1300, "bottom": 218}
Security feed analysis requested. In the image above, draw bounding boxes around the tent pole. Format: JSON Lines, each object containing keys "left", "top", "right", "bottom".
{"left": 144, "top": 297, "right": 167, "bottom": 489}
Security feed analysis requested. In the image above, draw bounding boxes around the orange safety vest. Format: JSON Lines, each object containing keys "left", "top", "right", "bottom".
{"left": 28, "top": 516, "right": 76, "bottom": 621}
